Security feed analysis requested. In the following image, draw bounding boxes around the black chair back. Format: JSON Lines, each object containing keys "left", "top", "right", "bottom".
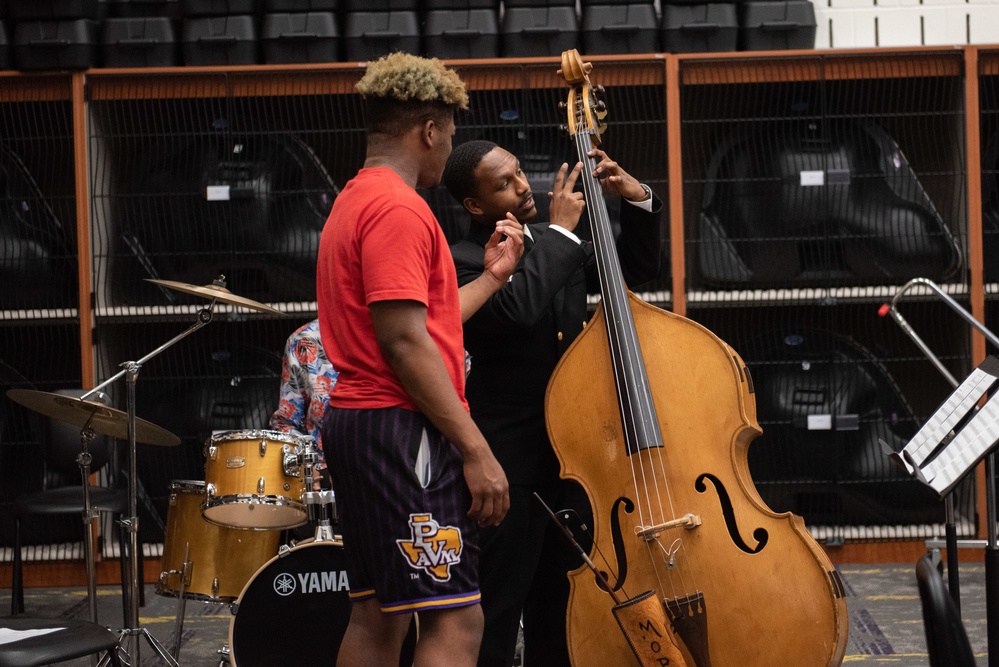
{"left": 916, "top": 553, "right": 976, "bottom": 667}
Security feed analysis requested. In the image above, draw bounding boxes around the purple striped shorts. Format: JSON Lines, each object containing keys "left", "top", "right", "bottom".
{"left": 322, "top": 406, "right": 481, "bottom": 615}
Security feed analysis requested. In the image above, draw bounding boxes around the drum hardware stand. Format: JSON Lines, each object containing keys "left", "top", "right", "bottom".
{"left": 301, "top": 438, "right": 338, "bottom": 543}
{"left": 88, "top": 302, "right": 221, "bottom": 667}
{"left": 305, "top": 489, "right": 337, "bottom": 543}
{"left": 881, "top": 277, "right": 999, "bottom": 666}
{"left": 75, "top": 414, "right": 103, "bottom": 627}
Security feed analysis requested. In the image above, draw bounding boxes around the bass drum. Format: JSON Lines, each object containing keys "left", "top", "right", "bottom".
{"left": 229, "top": 539, "right": 416, "bottom": 665}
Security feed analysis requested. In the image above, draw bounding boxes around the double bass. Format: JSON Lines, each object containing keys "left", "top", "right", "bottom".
{"left": 545, "top": 50, "right": 849, "bottom": 666}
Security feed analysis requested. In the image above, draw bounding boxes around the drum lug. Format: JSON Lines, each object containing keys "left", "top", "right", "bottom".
{"left": 207, "top": 445, "right": 218, "bottom": 461}
{"left": 206, "top": 483, "right": 217, "bottom": 498}
{"left": 277, "top": 543, "right": 292, "bottom": 557}
{"left": 168, "top": 493, "right": 177, "bottom": 506}
{"left": 259, "top": 440, "right": 267, "bottom": 457}
{"left": 257, "top": 477, "right": 266, "bottom": 494}
{"left": 212, "top": 577, "right": 220, "bottom": 597}
{"left": 282, "top": 444, "right": 302, "bottom": 477}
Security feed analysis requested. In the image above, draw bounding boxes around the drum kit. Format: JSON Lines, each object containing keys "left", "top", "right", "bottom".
{"left": 162, "top": 429, "right": 343, "bottom": 667}
{"left": 5, "top": 276, "right": 346, "bottom": 666}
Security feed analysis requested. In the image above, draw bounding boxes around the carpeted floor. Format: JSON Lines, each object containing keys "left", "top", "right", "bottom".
{"left": 0, "top": 558, "right": 988, "bottom": 666}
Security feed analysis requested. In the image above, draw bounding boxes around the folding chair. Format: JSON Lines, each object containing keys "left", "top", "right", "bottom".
{"left": 0, "top": 617, "right": 121, "bottom": 667}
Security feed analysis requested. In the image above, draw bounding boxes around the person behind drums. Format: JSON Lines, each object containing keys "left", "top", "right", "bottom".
{"left": 269, "top": 318, "right": 336, "bottom": 490}
{"left": 316, "top": 52, "right": 522, "bottom": 666}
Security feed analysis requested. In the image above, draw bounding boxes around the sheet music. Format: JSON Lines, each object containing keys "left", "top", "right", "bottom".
{"left": 900, "top": 365, "right": 998, "bottom": 470}
{"left": 921, "top": 390, "right": 999, "bottom": 495}
{"left": 0, "top": 627, "right": 64, "bottom": 646}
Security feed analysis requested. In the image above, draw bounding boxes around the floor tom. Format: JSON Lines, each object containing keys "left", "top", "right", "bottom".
{"left": 157, "top": 480, "right": 280, "bottom": 603}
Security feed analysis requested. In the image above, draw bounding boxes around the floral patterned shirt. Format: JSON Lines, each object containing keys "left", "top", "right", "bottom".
{"left": 269, "top": 319, "right": 337, "bottom": 471}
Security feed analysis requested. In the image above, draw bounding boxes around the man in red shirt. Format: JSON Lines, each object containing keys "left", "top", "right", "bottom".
{"left": 317, "top": 52, "right": 522, "bottom": 667}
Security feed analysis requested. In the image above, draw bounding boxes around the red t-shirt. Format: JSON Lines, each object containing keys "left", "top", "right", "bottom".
{"left": 317, "top": 167, "right": 467, "bottom": 411}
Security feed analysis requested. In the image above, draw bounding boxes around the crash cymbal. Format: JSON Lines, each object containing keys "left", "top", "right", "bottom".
{"left": 145, "top": 279, "right": 286, "bottom": 316}
{"left": 6, "top": 389, "right": 181, "bottom": 447}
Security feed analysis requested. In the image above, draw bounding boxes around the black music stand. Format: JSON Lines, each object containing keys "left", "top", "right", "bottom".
{"left": 882, "top": 277, "right": 999, "bottom": 610}
{"left": 884, "top": 354, "right": 999, "bottom": 666}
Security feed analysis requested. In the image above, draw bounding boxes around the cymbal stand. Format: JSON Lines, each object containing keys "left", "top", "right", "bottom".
{"left": 88, "top": 302, "right": 220, "bottom": 667}
{"left": 881, "top": 276, "right": 999, "bottom": 664}
{"left": 75, "top": 416, "right": 101, "bottom": 627}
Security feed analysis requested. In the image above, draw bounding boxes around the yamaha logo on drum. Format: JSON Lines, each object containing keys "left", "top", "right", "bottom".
{"left": 272, "top": 569, "right": 350, "bottom": 596}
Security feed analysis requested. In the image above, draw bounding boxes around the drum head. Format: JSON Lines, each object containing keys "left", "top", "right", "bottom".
{"left": 208, "top": 429, "right": 309, "bottom": 447}
{"left": 230, "top": 540, "right": 351, "bottom": 666}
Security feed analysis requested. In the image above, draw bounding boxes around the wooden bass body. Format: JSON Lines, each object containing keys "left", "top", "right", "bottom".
{"left": 546, "top": 294, "right": 849, "bottom": 667}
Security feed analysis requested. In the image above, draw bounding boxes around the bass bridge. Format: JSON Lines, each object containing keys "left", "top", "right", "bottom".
{"left": 635, "top": 512, "right": 701, "bottom": 541}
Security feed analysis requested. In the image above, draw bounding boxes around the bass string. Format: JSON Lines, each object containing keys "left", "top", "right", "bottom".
{"left": 570, "top": 125, "right": 699, "bottom": 603}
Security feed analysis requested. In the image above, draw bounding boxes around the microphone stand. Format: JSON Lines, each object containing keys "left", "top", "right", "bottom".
{"left": 881, "top": 277, "right": 999, "bottom": 664}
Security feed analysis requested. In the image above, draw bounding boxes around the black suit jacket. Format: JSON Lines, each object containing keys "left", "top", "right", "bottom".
{"left": 450, "top": 194, "right": 663, "bottom": 484}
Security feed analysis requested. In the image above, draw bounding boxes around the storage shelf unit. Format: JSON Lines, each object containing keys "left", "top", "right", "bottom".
{"left": 678, "top": 49, "right": 974, "bottom": 542}
{"left": 1, "top": 48, "right": 997, "bottom": 551}
{"left": 0, "top": 73, "right": 83, "bottom": 547}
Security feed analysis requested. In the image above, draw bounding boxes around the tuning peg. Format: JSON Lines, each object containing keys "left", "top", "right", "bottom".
{"left": 594, "top": 100, "right": 607, "bottom": 113}
{"left": 558, "top": 101, "right": 568, "bottom": 112}
{"left": 558, "top": 124, "right": 569, "bottom": 137}
{"left": 593, "top": 85, "right": 606, "bottom": 99}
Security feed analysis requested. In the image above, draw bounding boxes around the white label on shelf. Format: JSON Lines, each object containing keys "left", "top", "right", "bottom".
{"left": 807, "top": 414, "right": 833, "bottom": 430}
{"left": 206, "top": 185, "right": 231, "bottom": 201}
{"left": 800, "top": 170, "right": 825, "bottom": 186}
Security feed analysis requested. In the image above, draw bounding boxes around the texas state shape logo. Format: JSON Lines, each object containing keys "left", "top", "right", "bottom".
{"left": 396, "top": 513, "right": 463, "bottom": 582}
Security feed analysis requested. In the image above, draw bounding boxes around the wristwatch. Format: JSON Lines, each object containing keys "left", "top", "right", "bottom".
{"left": 639, "top": 183, "right": 653, "bottom": 201}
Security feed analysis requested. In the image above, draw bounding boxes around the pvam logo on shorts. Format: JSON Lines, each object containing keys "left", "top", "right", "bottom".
{"left": 272, "top": 569, "right": 350, "bottom": 596}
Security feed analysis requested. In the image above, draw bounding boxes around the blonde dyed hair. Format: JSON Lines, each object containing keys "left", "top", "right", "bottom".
{"left": 357, "top": 52, "right": 468, "bottom": 107}
{"left": 357, "top": 52, "right": 469, "bottom": 136}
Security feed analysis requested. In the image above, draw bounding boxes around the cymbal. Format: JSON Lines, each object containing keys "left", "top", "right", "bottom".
{"left": 145, "top": 279, "right": 286, "bottom": 316}
{"left": 6, "top": 389, "right": 181, "bottom": 447}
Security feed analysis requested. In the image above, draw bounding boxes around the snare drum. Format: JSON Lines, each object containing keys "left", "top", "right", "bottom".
{"left": 157, "top": 480, "right": 280, "bottom": 603}
{"left": 203, "top": 429, "right": 311, "bottom": 530}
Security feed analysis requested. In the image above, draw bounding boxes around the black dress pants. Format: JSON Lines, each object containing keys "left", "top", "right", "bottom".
{"left": 477, "top": 480, "right": 590, "bottom": 667}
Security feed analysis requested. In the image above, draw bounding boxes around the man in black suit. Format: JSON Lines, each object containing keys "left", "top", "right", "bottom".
{"left": 442, "top": 140, "right": 663, "bottom": 667}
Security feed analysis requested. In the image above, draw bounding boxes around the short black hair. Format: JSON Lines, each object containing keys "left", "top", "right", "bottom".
{"left": 442, "top": 140, "right": 498, "bottom": 205}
